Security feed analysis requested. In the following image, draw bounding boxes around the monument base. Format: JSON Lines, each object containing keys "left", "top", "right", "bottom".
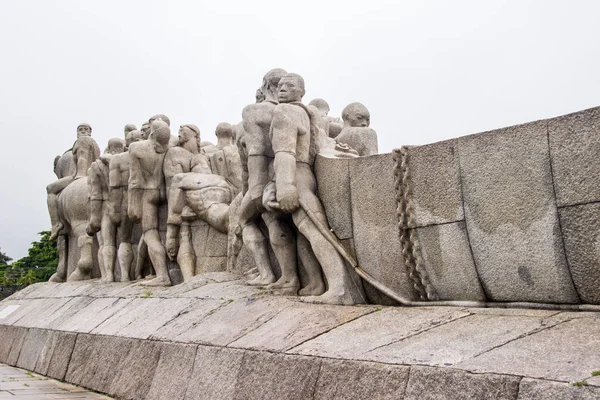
{"left": 0, "top": 276, "right": 599, "bottom": 399}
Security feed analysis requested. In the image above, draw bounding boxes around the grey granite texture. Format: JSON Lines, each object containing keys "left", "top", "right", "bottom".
{"left": 413, "top": 222, "right": 485, "bottom": 301}
{"left": 0, "top": 279, "right": 599, "bottom": 399}
{"left": 314, "top": 155, "right": 353, "bottom": 240}
{"left": 548, "top": 106, "right": 600, "bottom": 207}
{"left": 459, "top": 120, "right": 579, "bottom": 303}
{"left": 518, "top": 379, "right": 600, "bottom": 400}
{"left": 349, "top": 153, "right": 416, "bottom": 305}
{"left": 404, "top": 139, "right": 464, "bottom": 227}
{"left": 558, "top": 202, "right": 600, "bottom": 304}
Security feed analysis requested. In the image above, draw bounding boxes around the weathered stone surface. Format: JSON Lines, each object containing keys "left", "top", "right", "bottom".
{"left": 290, "top": 306, "right": 469, "bottom": 359}
{"left": 44, "top": 297, "right": 96, "bottom": 330}
{"left": 349, "top": 153, "right": 416, "bottom": 305}
{"left": 91, "top": 298, "right": 193, "bottom": 339}
{"left": 233, "top": 351, "right": 321, "bottom": 400}
{"left": 404, "top": 366, "right": 520, "bottom": 400}
{"left": 518, "top": 378, "right": 600, "bottom": 399}
{"left": 0, "top": 325, "right": 24, "bottom": 363}
{"left": 109, "top": 340, "right": 161, "bottom": 400}
{"left": 15, "top": 297, "right": 76, "bottom": 329}
{"left": 314, "top": 156, "right": 353, "bottom": 240}
{"left": 456, "top": 317, "right": 600, "bottom": 383}
{"left": 459, "top": 120, "right": 579, "bottom": 303}
{"left": 150, "top": 299, "right": 225, "bottom": 341}
{"left": 56, "top": 297, "right": 134, "bottom": 333}
{"left": 146, "top": 342, "right": 197, "bottom": 400}
{"left": 414, "top": 222, "right": 486, "bottom": 301}
{"left": 366, "top": 313, "right": 555, "bottom": 366}
{"left": 405, "top": 139, "right": 464, "bottom": 227}
{"left": 66, "top": 334, "right": 130, "bottom": 394}
{"left": 229, "top": 303, "right": 375, "bottom": 352}
{"left": 16, "top": 329, "right": 50, "bottom": 371}
{"left": 180, "top": 280, "right": 259, "bottom": 300}
{"left": 558, "top": 203, "right": 600, "bottom": 304}
{"left": 548, "top": 106, "right": 600, "bottom": 207}
{"left": 185, "top": 346, "right": 245, "bottom": 400}
{"left": 314, "top": 359, "right": 409, "bottom": 400}
{"left": 42, "top": 331, "right": 77, "bottom": 380}
{"left": 173, "top": 297, "right": 290, "bottom": 346}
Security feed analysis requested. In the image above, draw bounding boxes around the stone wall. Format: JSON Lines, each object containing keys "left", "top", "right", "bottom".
{"left": 316, "top": 106, "right": 600, "bottom": 305}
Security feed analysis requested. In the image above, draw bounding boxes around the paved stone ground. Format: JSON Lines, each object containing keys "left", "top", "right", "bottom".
{"left": 0, "top": 363, "right": 111, "bottom": 399}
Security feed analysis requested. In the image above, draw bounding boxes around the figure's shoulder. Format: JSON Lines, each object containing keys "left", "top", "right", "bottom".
{"left": 128, "top": 140, "right": 146, "bottom": 155}
{"left": 243, "top": 102, "right": 276, "bottom": 121}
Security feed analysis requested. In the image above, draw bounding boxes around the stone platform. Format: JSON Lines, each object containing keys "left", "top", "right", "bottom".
{"left": 0, "top": 273, "right": 599, "bottom": 399}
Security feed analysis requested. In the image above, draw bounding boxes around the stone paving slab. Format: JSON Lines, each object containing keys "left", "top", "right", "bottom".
{"left": 0, "top": 364, "right": 111, "bottom": 399}
{"left": 1, "top": 280, "right": 600, "bottom": 399}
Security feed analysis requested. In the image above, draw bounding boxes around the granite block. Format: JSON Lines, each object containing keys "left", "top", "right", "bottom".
{"left": 314, "top": 155, "right": 353, "bottom": 240}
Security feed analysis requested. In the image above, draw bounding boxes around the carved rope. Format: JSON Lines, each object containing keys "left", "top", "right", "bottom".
{"left": 393, "top": 147, "right": 439, "bottom": 301}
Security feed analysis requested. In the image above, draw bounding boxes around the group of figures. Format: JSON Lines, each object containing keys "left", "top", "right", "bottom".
{"left": 46, "top": 69, "right": 378, "bottom": 305}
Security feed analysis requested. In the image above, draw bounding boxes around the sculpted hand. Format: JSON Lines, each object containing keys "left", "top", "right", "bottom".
{"left": 262, "top": 184, "right": 280, "bottom": 212}
{"left": 86, "top": 220, "right": 100, "bottom": 236}
{"left": 166, "top": 237, "right": 178, "bottom": 261}
{"left": 277, "top": 184, "right": 300, "bottom": 213}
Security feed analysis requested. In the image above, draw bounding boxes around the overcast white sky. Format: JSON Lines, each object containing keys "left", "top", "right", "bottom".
{"left": 1, "top": 0, "right": 599, "bottom": 260}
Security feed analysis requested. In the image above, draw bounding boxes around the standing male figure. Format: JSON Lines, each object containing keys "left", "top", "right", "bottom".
{"left": 268, "top": 73, "right": 366, "bottom": 305}
{"left": 128, "top": 120, "right": 172, "bottom": 286}
{"left": 87, "top": 138, "right": 126, "bottom": 282}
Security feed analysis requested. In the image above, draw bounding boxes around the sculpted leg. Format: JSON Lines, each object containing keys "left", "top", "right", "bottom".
{"left": 49, "top": 235, "right": 67, "bottom": 283}
{"left": 100, "top": 217, "right": 116, "bottom": 283}
{"left": 262, "top": 212, "right": 299, "bottom": 293}
{"left": 46, "top": 178, "right": 72, "bottom": 240}
{"left": 118, "top": 242, "right": 133, "bottom": 282}
{"left": 68, "top": 230, "right": 93, "bottom": 282}
{"left": 177, "top": 224, "right": 196, "bottom": 282}
{"left": 141, "top": 229, "right": 171, "bottom": 286}
{"left": 243, "top": 223, "right": 275, "bottom": 286}
{"left": 297, "top": 233, "right": 326, "bottom": 296}
{"left": 293, "top": 210, "right": 354, "bottom": 305}
{"left": 135, "top": 234, "right": 148, "bottom": 280}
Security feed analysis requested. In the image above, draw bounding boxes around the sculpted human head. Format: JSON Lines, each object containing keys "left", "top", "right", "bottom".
{"left": 140, "top": 122, "right": 151, "bottom": 139}
{"left": 215, "top": 122, "right": 234, "bottom": 139}
{"left": 178, "top": 124, "right": 200, "bottom": 145}
{"left": 261, "top": 68, "right": 287, "bottom": 103}
{"left": 149, "top": 114, "right": 171, "bottom": 127}
{"left": 124, "top": 124, "right": 137, "bottom": 135}
{"left": 308, "top": 98, "right": 330, "bottom": 115}
{"left": 106, "top": 138, "right": 126, "bottom": 155}
{"left": 125, "top": 130, "right": 143, "bottom": 147}
{"left": 342, "top": 102, "right": 370, "bottom": 128}
{"left": 255, "top": 88, "right": 265, "bottom": 103}
{"left": 277, "top": 73, "right": 305, "bottom": 104}
{"left": 150, "top": 120, "right": 171, "bottom": 154}
{"left": 77, "top": 123, "right": 92, "bottom": 138}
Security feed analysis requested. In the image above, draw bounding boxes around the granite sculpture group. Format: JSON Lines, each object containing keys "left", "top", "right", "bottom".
{"left": 45, "top": 69, "right": 600, "bottom": 310}
{"left": 45, "top": 69, "right": 378, "bottom": 305}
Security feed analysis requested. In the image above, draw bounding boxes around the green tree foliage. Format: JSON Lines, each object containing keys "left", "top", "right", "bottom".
{"left": 1, "top": 231, "right": 58, "bottom": 288}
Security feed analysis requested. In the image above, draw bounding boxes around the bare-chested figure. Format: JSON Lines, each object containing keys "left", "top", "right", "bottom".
{"left": 237, "top": 69, "right": 291, "bottom": 287}
{"left": 128, "top": 120, "right": 172, "bottom": 286}
{"left": 47, "top": 123, "right": 100, "bottom": 240}
{"left": 149, "top": 114, "right": 179, "bottom": 147}
{"left": 267, "top": 73, "right": 365, "bottom": 305}
{"left": 207, "top": 122, "right": 242, "bottom": 194}
{"left": 108, "top": 129, "right": 143, "bottom": 282}
{"left": 335, "top": 102, "right": 378, "bottom": 156}
{"left": 87, "top": 138, "right": 126, "bottom": 282}
{"left": 140, "top": 122, "right": 151, "bottom": 140}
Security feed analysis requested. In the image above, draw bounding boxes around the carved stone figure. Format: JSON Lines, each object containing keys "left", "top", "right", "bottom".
{"left": 140, "top": 122, "right": 151, "bottom": 140}
{"left": 207, "top": 122, "right": 242, "bottom": 194}
{"left": 123, "top": 124, "right": 137, "bottom": 142}
{"left": 87, "top": 138, "right": 126, "bottom": 283}
{"left": 47, "top": 124, "right": 101, "bottom": 282}
{"left": 335, "top": 102, "right": 378, "bottom": 156}
{"left": 149, "top": 114, "right": 179, "bottom": 147}
{"left": 128, "top": 120, "right": 172, "bottom": 286}
{"left": 237, "top": 68, "right": 290, "bottom": 287}
{"left": 108, "top": 130, "right": 144, "bottom": 282}
{"left": 255, "top": 88, "right": 265, "bottom": 104}
{"left": 266, "top": 73, "right": 365, "bottom": 304}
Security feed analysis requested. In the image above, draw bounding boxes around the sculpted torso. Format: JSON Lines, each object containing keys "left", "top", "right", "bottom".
{"left": 336, "top": 127, "right": 378, "bottom": 157}
{"left": 109, "top": 152, "right": 130, "bottom": 189}
{"left": 271, "top": 103, "right": 311, "bottom": 164}
{"left": 128, "top": 141, "right": 166, "bottom": 190}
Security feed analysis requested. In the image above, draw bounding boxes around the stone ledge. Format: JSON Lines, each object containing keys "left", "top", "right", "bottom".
{"left": 1, "top": 279, "right": 599, "bottom": 399}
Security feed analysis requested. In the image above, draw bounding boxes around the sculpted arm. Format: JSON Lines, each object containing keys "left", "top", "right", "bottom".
{"left": 108, "top": 157, "right": 123, "bottom": 225}
{"left": 127, "top": 146, "right": 143, "bottom": 223}
{"left": 271, "top": 107, "right": 299, "bottom": 212}
{"left": 87, "top": 163, "right": 103, "bottom": 235}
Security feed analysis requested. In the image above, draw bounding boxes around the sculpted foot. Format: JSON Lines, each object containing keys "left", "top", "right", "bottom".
{"left": 298, "top": 281, "right": 326, "bottom": 296}
{"left": 67, "top": 268, "right": 90, "bottom": 282}
{"left": 49, "top": 273, "right": 65, "bottom": 283}
{"left": 267, "top": 278, "right": 299, "bottom": 296}
{"left": 247, "top": 275, "right": 276, "bottom": 286}
{"left": 300, "top": 290, "right": 354, "bottom": 306}
{"left": 141, "top": 276, "right": 172, "bottom": 286}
